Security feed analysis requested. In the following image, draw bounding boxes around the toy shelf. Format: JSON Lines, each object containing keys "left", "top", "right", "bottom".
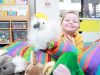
{"left": 0, "top": 0, "right": 29, "bottom": 44}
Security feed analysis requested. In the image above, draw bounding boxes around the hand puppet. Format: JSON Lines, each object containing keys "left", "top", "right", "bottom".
{"left": 28, "top": 12, "right": 60, "bottom": 51}
{"left": 52, "top": 52, "right": 84, "bottom": 75}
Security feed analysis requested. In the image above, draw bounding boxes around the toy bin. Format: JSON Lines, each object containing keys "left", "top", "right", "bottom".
{"left": 0, "top": 30, "right": 10, "bottom": 44}
{"left": 0, "top": 22, "right": 10, "bottom": 28}
{"left": 12, "top": 22, "right": 27, "bottom": 29}
{"left": 13, "top": 30, "right": 27, "bottom": 41}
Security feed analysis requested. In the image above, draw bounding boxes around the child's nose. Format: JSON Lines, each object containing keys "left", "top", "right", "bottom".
{"left": 69, "top": 20, "right": 73, "bottom": 24}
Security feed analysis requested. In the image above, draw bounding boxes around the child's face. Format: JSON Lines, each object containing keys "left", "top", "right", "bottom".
{"left": 61, "top": 13, "right": 80, "bottom": 34}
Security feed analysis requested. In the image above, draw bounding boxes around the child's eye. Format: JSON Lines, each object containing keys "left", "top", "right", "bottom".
{"left": 65, "top": 20, "right": 69, "bottom": 22}
{"left": 73, "top": 21, "right": 78, "bottom": 23}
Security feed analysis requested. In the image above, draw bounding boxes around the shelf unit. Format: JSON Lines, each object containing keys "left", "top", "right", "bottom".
{"left": 0, "top": 0, "right": 29, "bottom": 44}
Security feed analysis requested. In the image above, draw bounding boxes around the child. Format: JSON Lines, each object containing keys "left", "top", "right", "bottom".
{"left": 60, "top": 10, "right": 84, "bottom": 51}
{"left": 47, "top": 10, "right": 85, "bottom": 75}
{"left": 47, "top": 10, "right": 84, "bottom": 61}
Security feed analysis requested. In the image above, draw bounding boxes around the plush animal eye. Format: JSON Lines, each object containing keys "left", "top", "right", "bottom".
{"left": 3, "top": 66, "right": 6, "bottom": 70}
{"left": 43, "top": 22, "right": 45, "bottom": 24}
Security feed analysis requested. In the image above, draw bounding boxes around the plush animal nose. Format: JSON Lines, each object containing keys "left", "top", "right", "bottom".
{"left": 33, "top": 22, "right": 40, "bottom": 29}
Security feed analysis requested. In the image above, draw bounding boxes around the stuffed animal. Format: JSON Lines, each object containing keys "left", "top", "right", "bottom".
{"left": 0, "top": 55, "right": 15, "bottom": 75}
{"left": 28, "top": 12, "right": 60, "bottom": 51}
{"left": 0, "top": 54, "right": 29, "bottom": 75}
{"left": 24, "top": 51, "right": 55, "bottom": 75}
{"left": 52, "top": 52, "right": 84, "bottom": 75}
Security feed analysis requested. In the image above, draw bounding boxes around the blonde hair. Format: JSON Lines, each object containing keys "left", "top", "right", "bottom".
{"left": 60, "top": 10, "right": 79, "bottom": 24}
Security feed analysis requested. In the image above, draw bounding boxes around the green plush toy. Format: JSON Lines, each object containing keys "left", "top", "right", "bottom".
{"left": 51, "top": 52, "right": 84, "bottom": 75}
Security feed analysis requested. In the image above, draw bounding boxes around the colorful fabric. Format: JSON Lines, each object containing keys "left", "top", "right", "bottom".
{"left": 74, "top": 32, "right": 84, "bottom": 52}
{"left": 47, "top": 41, "right": 80, "bottom": 59}
{"left": 1, "top": 40, "right": 80, "bottom": 65}
{"left": 2, "top": 41, "right": 29, "bottom": 56}
{"left": 1, "top": 41, "right": 51, "bottom": 64}
{"left": 79, "top": 42, "right": 100, "bottom": 75}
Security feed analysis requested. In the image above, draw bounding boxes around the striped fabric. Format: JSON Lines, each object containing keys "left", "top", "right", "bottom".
{"left": 2, "top": 41, "right": 51, "bottom": 64}
{"left": 79, "top": 42, "right": 100, "bottom": 75}
{"left": 3, "top": 41, "right": 29, "bottom": 57}
{"left": 1, "top": 40, "right": 80, "bottom": 65}
{"left": 47, "top": 41, "right": 79, "bottom": 59}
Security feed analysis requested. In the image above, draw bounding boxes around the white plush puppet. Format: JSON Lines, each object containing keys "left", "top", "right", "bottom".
{"left": 28, "top": 12, "right": 60, "bottom": 51}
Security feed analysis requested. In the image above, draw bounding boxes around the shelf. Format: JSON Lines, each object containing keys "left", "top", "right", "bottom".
{"left": 0, "top": 0, "right": 29, "bottom": 44}
{"left": 0, "top": 28, "right": 10, "bottom": 29}
{"left": 0, "top": 28, "right": 28, "bottom": 30}
{"left": 0, "top": 4, "right": 27, "bottom": 6}
{"left": 12, "top": 28, "right": 28, "bottom": 30}
{"left": 0, "top": 16, "right": 29, "bottom": 21}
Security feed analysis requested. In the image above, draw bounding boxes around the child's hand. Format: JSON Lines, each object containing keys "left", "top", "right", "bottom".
{"left": 53, "top": 64, "right": 71, "bottom": 75}
{"left": 66, "top": 35, "right": 76, "bottom": 46}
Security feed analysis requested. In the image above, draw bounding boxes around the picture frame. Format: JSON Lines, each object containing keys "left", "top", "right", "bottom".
{"left": 81, "top": 0, "right": 100, "bottom": 18}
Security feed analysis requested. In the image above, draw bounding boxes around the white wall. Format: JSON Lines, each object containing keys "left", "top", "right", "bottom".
{"left": 59, "top": 0, "right": 81, "bottom": 11}
{"left": 30, "top": 0, "right": 60, "bottom": 31}
{"left": 29, "top": 0, "right": 34, "bottom": 17}
{"left": 81, "top": 32, "right": 100, "bottom": 42}
{"left": 35, "top": 0, "right": 59, "bottom": 24}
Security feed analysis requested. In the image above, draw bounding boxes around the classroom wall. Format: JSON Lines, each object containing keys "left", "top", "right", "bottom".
{"left": 79, "top": 20, "right": 100, "bottom": 42}
{"left": 30, "top": 0, "right": 59, "bottom": 23}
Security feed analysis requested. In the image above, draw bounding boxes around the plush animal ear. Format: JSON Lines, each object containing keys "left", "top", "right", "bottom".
{"left": 0, "top": 49, "right": 7, "bottom": 56}
{"left": 30, "top": 51, "right": 37, "bottom": 65}
{"left": 42, "top": 61, "right": 55, "bottom": 75}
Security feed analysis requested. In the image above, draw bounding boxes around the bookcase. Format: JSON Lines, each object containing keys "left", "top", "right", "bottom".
{"left": 0, "top": 0, "right": 29, "bottom": 44}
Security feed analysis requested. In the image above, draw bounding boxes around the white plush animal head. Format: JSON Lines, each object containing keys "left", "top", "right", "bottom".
{"left": 30, "top": 12, "right": 48, "bottom": 30}
{"left": 28, "top": 13, "right": 60, "bottom": 51}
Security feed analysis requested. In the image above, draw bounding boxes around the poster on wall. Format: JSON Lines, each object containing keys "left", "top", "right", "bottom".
{"left": 45, "top": 0, "right": 51, "bottom": 7}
